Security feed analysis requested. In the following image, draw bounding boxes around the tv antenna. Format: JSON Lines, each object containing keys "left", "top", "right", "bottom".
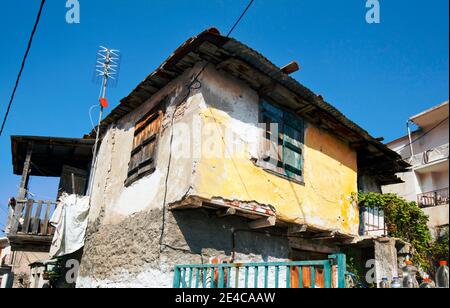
{"left": 88, "top": 46, "right": 121, "bottom": 195}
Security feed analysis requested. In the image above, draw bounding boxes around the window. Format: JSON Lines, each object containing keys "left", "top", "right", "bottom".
{"left": 260, "top": 101, "right": 305, "bottom": 183}
{"left": 126, "top": 106, "right": 163, "bottom": 186}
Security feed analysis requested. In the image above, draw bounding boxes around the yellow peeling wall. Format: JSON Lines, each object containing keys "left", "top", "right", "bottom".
{"left": 193, "top": 68, "right": 360, "bottom": 236}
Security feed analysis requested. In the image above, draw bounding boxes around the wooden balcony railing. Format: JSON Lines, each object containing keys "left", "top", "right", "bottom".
{"left": 7, "top": 199, "right": 56, "bottom": 237}
{"left": 417, "top": 188, "right": 450, "bottom": 208}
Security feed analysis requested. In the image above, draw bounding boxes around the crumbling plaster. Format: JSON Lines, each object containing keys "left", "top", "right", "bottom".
{"left": 79, "top": 62, "right": 360, "bottom": 286}
{"left": 78, "top": 208, "right": 290, "bottom": 288}
{"left": 87, "top": 65, "right": 203, "bottom": 227}
{"left": 191, "top": 65, "right": 359, "bottom": 235}
{"left": 87, "top": 63, "right": 359, "bottom": 233}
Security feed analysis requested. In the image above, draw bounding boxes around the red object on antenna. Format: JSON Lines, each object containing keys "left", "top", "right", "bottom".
{"left": 99, "top": 98, "right": 108, "bottom": 108}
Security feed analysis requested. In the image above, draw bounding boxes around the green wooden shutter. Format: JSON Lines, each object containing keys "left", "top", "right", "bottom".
{"left": 261, "top": 101, "right": 305, "bottom": 181}
{"left": 283, "top": 113, "right": 304, "bottom": 180}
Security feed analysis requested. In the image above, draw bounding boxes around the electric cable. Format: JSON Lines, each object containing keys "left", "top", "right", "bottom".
{"left": 159, "top": 0, "right": 257, "bottom": 253}
{"left": 0, "top": 0, "right": 46, "bottom": 136}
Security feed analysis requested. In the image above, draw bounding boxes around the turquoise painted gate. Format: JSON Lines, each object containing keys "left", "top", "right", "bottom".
{"left": 173, "top": 254, "right": 346, "bottom": 289}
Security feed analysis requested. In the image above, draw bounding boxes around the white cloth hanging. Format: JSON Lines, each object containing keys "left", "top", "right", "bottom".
{"left": 49, "top": 193, "right": 90, "bottom": 258}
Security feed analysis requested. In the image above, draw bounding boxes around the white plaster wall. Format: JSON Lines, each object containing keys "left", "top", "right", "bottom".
{"left": 384, "top": 117, "right": 449, "bottom": 194}
{"left": 382, "top": 171, "right": 419, "bottom": 202}
{"left": 434, "top": 170, "right": 449, "bottom": 190}
{"left": 87, "top": 64, "right": 207, "bottom": 226}
{"left": 423, "top": 204, "right": 450, "bottom": 234}
{"left": 412, "top": 121, "right": 449, "bottom": 157}
{"left": 196, "top": 63, "right": 262, "bottom": 157}
{"left": 390, "top": 119, "right": 449, "bottom": 162}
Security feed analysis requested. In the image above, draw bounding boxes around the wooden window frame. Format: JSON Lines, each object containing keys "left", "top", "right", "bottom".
{"left": 257, "top": 99, "right": 305, "bottom": 184}
{"left": 125, "top": 104, "right": 164, "bottom": 187}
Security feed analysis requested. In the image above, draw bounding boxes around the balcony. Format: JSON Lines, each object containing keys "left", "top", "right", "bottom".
{"left": 6, "top": 199, "right": 57, "bottom": 252}
{"left": 417, "top": 188, "right": 450, "bottom": 208}
{"left": 411, "top": 143, "right": 449, "bottom": 171}
{"left": 6, "top": 136, "right": 94, "bottom": 252}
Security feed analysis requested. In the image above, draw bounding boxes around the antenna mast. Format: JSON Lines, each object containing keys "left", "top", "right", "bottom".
{"left": 88, "top": 46, "right": 120, "bottom": 195}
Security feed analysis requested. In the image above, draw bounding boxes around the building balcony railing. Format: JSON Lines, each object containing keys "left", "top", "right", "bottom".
{"left": 417, "top": 188, "right": 450, "bottom": 208}
{"left": 410, "top": 143, "right": 449, "bottom": 168}
{"left": 5, "top": 198, "right": 57, "bottom": 252}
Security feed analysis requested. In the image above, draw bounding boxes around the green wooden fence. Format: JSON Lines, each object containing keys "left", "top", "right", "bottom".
{"left": 173, "top": 254, "right": 346, "bottom": 289}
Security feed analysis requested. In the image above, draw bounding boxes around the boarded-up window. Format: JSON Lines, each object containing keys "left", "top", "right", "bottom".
{"left": 260, "top": 101, "right": 305, "bottom": 183}
{"left": 125, "top": 107, "right": 163, "bottom": 186}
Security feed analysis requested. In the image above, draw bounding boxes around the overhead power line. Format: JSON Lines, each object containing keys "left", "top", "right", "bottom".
{"left": 399, "top": 116, "right": 449, "bottom": 154}
{"left": 0, "top": 0, "right": 46, "bottom": 136}
{"left": 159, "top": 0, "right": 257, "bottom": 251}
{"left": 227, "top": 0, "right": 255, "bottom": 37}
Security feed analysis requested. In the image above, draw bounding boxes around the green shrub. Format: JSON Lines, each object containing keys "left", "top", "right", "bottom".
{"left": 355, "top": 192, "right": 432, "bottom": 270}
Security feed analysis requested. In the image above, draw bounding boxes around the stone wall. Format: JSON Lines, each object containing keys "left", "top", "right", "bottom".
{"left": 78, "top": 209, "right": 290, "bottom": 288}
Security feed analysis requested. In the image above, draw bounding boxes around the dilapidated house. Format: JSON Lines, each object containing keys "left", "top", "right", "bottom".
{"left": 67, "top": 28, "right": 409, "bottom": 288}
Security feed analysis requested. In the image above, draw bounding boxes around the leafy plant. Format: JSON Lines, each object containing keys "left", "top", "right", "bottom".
{"left": 43, "top": 258, "right": 64, "bottom": 287}
{"left": 355, "top": 192, "right": 432, "bottom": 270}
{"left": 430, "top": 227, "right": 449, "bottom": 265}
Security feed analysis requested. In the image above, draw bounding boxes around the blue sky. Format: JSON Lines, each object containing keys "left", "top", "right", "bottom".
{"left": 0, "top": 0, "right": 448, "bottom": 235}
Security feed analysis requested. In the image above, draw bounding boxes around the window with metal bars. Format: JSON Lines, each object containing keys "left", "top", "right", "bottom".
{"left": 125, "top": 106, "right": 163, "bottom": 186}
{"left": 259, "top": 101, "right": 305, "bottom": 183}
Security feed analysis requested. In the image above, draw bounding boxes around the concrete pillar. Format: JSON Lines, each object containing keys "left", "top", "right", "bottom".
{"left": 374, "top": 237, "right": 398, "bottom": 287}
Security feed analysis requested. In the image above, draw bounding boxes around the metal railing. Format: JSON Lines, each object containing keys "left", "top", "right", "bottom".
{"left": 173, "top": 254, "right": 346, "bottom": 289}
{"left": 417, "top": 188, "right": 449, "bottom": 208}
{"left": 359, "top": 206, "right": 387, "bottom": 236}
{"left": 410, "top": 143, "right": 449, "bottom": 167}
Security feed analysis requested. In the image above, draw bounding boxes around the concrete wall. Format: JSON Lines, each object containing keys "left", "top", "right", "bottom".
{"left": 78, "top": 63, "right": 360, "bottom": 287}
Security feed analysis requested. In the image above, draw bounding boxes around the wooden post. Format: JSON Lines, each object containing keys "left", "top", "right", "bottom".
{"left": 5, "top": 198, "right": 16, "bottom": 234}
{"left": 10, "top": 201, "right": 24, "bottom": 235}
{"left": 22, "top": 199, "right": 34, "bottom": 234}
{"left": 18, "top": 142, "right": 33, "bottom": 200}
{"left": 32, "top": 200, "right": 43, "bottom": 234}
{"left": 41, "top": 201, "right": 52, "bottom": 236}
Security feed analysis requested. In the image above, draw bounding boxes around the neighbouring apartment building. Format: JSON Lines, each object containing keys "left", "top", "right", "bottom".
{"left": 383, "top": 101, "right": 449, "bottom": 236}
{"left": 4, "top": 29, "right": 412, "bottom": 288}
